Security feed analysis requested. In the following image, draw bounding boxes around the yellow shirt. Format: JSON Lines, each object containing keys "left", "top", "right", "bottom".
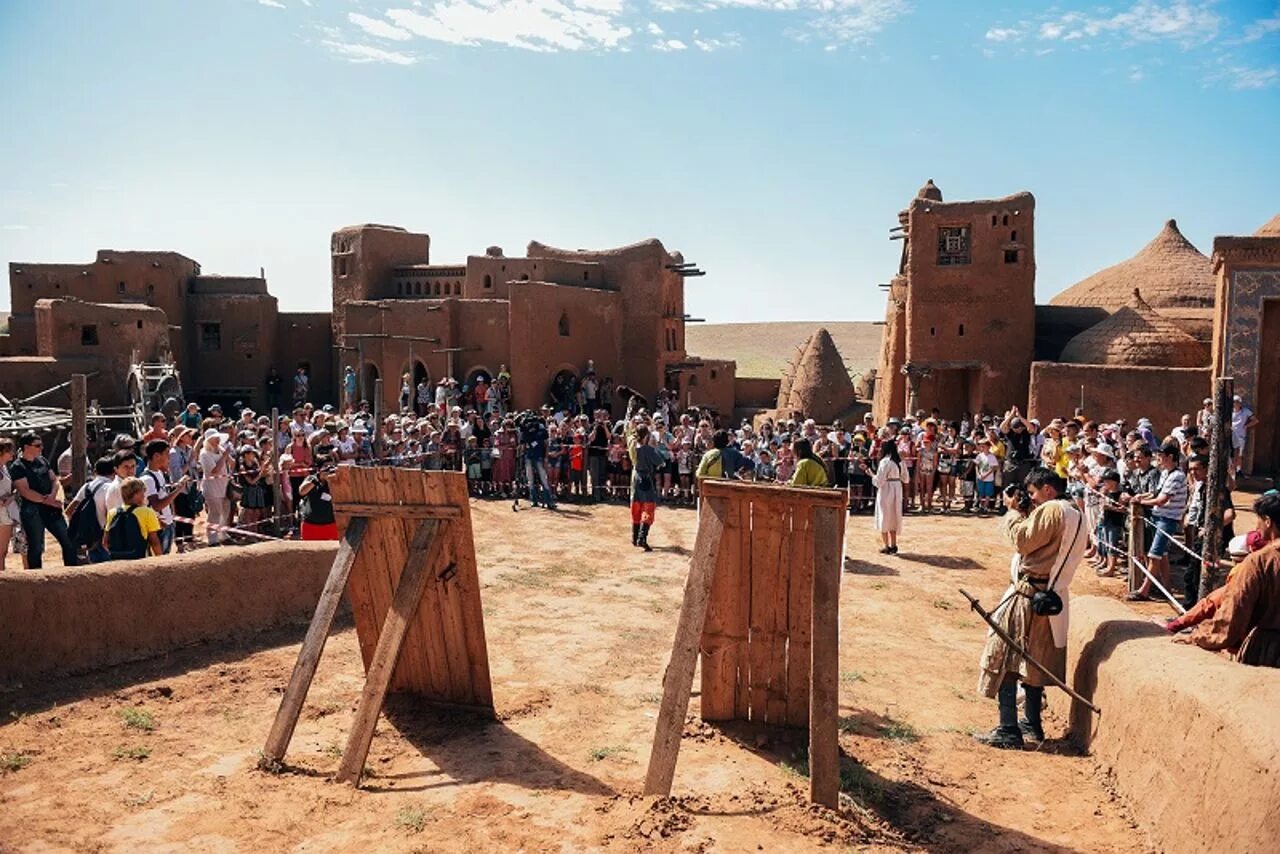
{"left": 696, "top": 449, "right": 723, "bottom": 480}
{"left": 106, "top": 504, "right": 162, "bottom": 538}
{"left": 789, "top": 458, "right": 830, "bottom": 488}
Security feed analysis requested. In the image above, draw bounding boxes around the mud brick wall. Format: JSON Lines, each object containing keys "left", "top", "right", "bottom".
{"left": 1029, "top": 362, "right": 1210, "bottom": 435}
{"left": 1067, "top": 596, "right": 1280, "bottom": 854}
{"left": 0, "top": 541, "right": 338, "bottom": 684}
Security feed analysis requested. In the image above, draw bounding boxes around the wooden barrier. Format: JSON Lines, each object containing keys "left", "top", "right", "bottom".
{"left": 644, "top": 479, "right": 846, "bottom": 808}
{"left": 261, "top": 466, "right": 493, "bottom": 786}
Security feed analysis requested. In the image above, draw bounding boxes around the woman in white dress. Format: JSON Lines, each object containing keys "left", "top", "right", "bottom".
{"left": 872, "top": 438, "right": 904, "bottom": 554}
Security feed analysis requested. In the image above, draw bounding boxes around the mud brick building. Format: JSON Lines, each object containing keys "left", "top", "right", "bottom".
{"left": 329, "top": 224, "right": 735, "bottom": 415}
{"left": 873, "top": 179, "right": 1276, "bottom": 475}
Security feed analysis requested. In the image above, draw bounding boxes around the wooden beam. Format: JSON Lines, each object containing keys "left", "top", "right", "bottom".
{"left": 808, "top": 506, "right": 842, "bottom": 809}
{"left": 643, "top": 496, "right": 728, "bottom": 796}
{"left": 262, "top": 517, "right": 368, "bottom": 764}
{"left": 335, "top": 519, "right": 445, "bottom": 785}
{"left": 334, "top": 503, "right": 462, "bottom": 520}
{"left": 698, "top": 478, "right": 848, "bottom": 509}
{"left": 70, "top": 374, "right": 87, "bottom": 496}
{"left": 1199, "top": 376, "right": 1233, "bottom": 601}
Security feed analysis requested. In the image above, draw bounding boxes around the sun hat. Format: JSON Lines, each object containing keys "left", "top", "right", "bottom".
{"left": 1094, "top": 443, "right": 1116, "bottom": 458}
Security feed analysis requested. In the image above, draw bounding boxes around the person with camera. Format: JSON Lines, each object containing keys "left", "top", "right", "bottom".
{"left": 975, "top": 467, "right": 1088, "bottom": 749}
{"left": 297, "top": 455, "right": 338, "bottom": 541}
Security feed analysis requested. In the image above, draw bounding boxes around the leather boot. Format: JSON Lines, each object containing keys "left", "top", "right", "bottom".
{"left": 638, "top": 524, "right": 653, "bottom": 552}
{"left": 974, "top": 677, "right": 1024, "bottom": 749}
{"left": 631, "top": 523, "right": 641, "bottom": 547}
{"left": 1020, "top": 686, "right": 1045, "bottom": 742}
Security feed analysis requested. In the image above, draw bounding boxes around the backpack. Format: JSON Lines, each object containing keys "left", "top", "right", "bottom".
{"left": 107, "top": 505, "right": 147, "bottom": 560}
{"left": 68, "top": 482, "right": 105, "bottom": 547}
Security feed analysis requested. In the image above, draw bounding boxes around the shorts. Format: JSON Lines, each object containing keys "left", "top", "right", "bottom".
{"left": 1148, "top": 517, "right": 1181, "bottom": 559}
{"left": 960, "top": 481, "right": 975, "bottom": 497}
{"left": 977, "top": 481, "right": 996, "bottom": 499}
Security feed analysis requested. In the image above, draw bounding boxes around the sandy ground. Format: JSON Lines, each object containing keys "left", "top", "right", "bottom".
{"left": 0, "top": 496, "right": 1196, "bottom": 852}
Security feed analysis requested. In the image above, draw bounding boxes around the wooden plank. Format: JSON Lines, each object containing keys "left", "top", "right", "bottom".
{"left": 262, "top": 517, "right": 368, "bottom": 763}
{"left": 380, "top": 467, "right": 445, "bottom": 697}
{"left": 809, "top": 506, "right": 842, "bottom": 809}
{"left": 699, "top": 478, "right": 847, "bottom": 509}
{"left": 335, "top": 519, "right": 444, "bottom": 785}
{"left": 785, "top": 506, "right": 815, "bottom": 728}
{"left": 764, "top": 502, "right": 793, "bottom": 726}
{"left": 444, "top": 471, "right": 495, "bottom": 710}
{"left": 419, "top": 469, "right": 473, "bottom": 704}
{"left": 335, "top": 503, "right": 462, "bottom": 519}
{"left": 643, "top": 496, "right": 728, "bottom": 796}
{"left": 734, "top": 503, "right": 752, "bottom": 720}
{"left": 748, "top": 498, "right": 787, "bottom": 723}
{"left": 700, "top": 497, "right": 745, "bottom": 721}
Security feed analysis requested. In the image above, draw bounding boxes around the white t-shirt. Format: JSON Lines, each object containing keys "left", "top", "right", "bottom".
{"left": 103, "top": 476, "right": 126, "bottom": 515}
{"left": 142, "top": 466, "right": 174, "bottom": 525}
{"left": 200, "top": 449, "right": 229, "bottom": 499}
{"left": 975, "top": 452, "right": 998, "bottom": 482}
{"left": 1232, "top": 406, "right": 1253, "bottom": 447}
{"left": 73, "top": 474, "right": 114, "bottom": 527}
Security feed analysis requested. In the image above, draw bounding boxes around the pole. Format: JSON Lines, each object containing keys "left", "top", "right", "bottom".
{"left": 271, "top": 407, "right": 284, "bottom": 534}
{"left": 1127, "top": 500, "right": 1141, "bottom": 595}
{"left": 1079, "top": 385, "right": 1085, "bottom": 413}
{"left": 373, "top": 377, "right": 383, "bottom": 457}
{"left": 71, "top": 374, "right": 87, "bottom": 496}
{"left": 959, "top": 588, "right": 1102, "bottom": 715}
{"left": 356, "top": 340, "right": 365, "bottom": 405}
{"left": 1199, "top": 376, "right": 1233, "bottom": 602}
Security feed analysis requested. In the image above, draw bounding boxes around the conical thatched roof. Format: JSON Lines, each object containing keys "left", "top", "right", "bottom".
{"left": 1256, "top": 214, "right": 1280, "bottom": 237}
{"left": 1050, "top": 219, "right": 1214, "bottom": 311}
{"left": 1060, "top": 289, "right": 1208, "bottom": 367}
{"left": 776, "top": 327, "right": 856, "bottom": 423}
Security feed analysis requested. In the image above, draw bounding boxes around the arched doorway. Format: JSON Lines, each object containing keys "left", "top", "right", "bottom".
{"left": 410, "top": 360, "right": 430, "bottom": 413}
{"left": 362, "top": 363, "right": 380, "bottom": 409}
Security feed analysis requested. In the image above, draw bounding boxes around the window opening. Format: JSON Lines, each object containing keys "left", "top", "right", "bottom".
{"left": 81, "top": 325, "right": 99, "bottom": 346}
{"left": 937, "top": 226, "right": 971, "bottom": 266}
{"left": 959, "top": 324, "right": 965, "bottom": 336}
{"left": 201, "top": 322, "right": 222, "bottom": 351}
{"left": 1004, "top": 249, "right": 1019, "bottom": 264}
{"left": 483, "top": 274, "right": 493, "bottom": 289}
{"left": 117, "top": 281, "right": 126, "bottom": 294}
{"left": 558, "top": 312, "right": 570, "bottom": 337}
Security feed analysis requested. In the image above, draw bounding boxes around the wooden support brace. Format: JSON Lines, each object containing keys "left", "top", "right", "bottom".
{"left": 262, "top": 517, "right": 368, "bottom": 764}
{"left": 336, "top": 503, "right": 462, "bottom": 520}
{"left": 643, "top": 496, "right": 728, "bottom": 796}
{"left": 809, "top": 506, "right": 842, "bottom": 809}
{"left": 335, "top": 518, "right": 445, "bottom": 785}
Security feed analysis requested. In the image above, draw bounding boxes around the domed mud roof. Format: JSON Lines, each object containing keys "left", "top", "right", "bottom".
{"left": 1050, "top": 219, "right": 1214, "bottom": 311}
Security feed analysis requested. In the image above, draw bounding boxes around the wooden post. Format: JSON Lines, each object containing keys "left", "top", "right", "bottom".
{"left": 70, "top": 374, "right": 87, "bottom": 496}
{"left": 809, "top": 506, "right": 842, "bottom": 809}
{"left": 262, "top": 517, "right": 368, "bottom": 763}
{"left": 1127, "top": 500, "right": 1142, "bottom": 595}
{"left": 643, "top": 496, "right": 728, "bottom": 796}
{"left": 1199, "top": 376, "right": 1233, "bottom": 602}
{"left": 373, "top": 377, "right": 383, "bottom": 456}
{"left": 335, "top": 518, "right": 445, "bottom": 785}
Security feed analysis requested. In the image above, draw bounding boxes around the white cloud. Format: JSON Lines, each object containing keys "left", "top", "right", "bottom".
{"left": 802, "top": 0, "right": 908, "bottom": 46}
{"left": 1212, "top": 64, "right": 1279, "bottom": 89}
{"left": 322, "top": 40, "right": 418, "bottom": 64}
{"left": 349, "top": 12, "right": 414, "bottom": 41}
{"left": 693, "top": 31, "right": 741, "bottom": 51}
{"left": 1241, "top": 11, "right": 1280, "bottom": 42}
{"left": 654, "top": 38, "right": 688, "bottom": 50}
{"left": 1034, "top": 2, "right": 1220, "bottom": 48}
{"left": 1128, "top": 65, "right": 1144, "bottom": 81}
{"left": 2, "top": 224, "right": 29, "bottom": 231}
{"left": 386, "top": 2, "right": 632, "bottom": 52}
{"left": 258, "top": 0, "right": 286, "bottom": 8}
{"left": 985, "top": 27, "right": 1021, "bottom": 42}
{"left": 647, "top": 21, "right": 664, "bottom": 35}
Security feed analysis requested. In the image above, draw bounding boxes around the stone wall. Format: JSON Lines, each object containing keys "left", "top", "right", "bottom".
{"left": 1029, "top": 362, "right": 1210, "bottom": 435}
{"left": 1067, "top": 596, "right": 1280, "bottom": 854}
{"left": 0, "top": 542, "right": 338, "bottom": 683}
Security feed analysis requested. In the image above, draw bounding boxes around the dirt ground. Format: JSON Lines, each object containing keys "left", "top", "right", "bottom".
{"left": 3, "top": 494, "right": 1217, "bottom": 853}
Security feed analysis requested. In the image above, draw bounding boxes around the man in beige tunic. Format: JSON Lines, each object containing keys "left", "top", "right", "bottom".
{"left": 975, "top": 468, "right": 1087, "bottom": 749}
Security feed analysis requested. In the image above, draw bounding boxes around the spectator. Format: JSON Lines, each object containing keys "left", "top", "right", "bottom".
{"left": 199, "top": 429, "right": 232, "bottom": 546}
{"left": 103, "top": 477, "right": 162, "bottom": 560}
{"left": 11, "top": 433, "right": 80, "bottom": 568}
{"left": 1231, "top": 395, "right": 1258, "bottom": 475}
{"left": 293, "top": 366, "right": 310, "bottom": 408}
{"left": 0, "top": 438, "right": 18, "bottom": 568}
{"left": 1130, "top": 442, "right": 1187, "bottom": 602}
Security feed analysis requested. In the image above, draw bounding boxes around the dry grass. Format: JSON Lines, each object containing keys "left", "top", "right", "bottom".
{"left": 685, "top": 321, "right": 882, "bottom": 380}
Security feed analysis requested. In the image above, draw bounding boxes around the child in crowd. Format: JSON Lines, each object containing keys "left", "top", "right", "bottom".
{"left": 607, "top": 435, "right": 626, "bottom": 498}
{"left": 974, "top": 438, "right": 998, "bottom": 514}
{"left": 1095, "top": 469, "right": 1126, "bottom": 577}
{"left": 677, "top": 439, "right": 693, "bottom": 499}
{"left": 570, "top": 431, "right": 587, "bottom": 499}
{"left": 955, "top": 439, "right": 977, "bottom": 512}
{"left": 464, "top": 436, "right": 483, "bottom": 495}
{"left": 103, "top": 477, "right": 163, "bottom": 560}
{"left": 775, "top": 444, "right": 796, "bottom": 482}
{"left": 756, "top": 449, "right": 777, "bottom": 482}
{"left": 480, "top": 437, "right": 494, "bottom": 495}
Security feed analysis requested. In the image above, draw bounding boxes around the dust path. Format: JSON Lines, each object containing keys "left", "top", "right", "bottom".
{"left": 1, "top": 501, "right": 1152, "bottom": 852}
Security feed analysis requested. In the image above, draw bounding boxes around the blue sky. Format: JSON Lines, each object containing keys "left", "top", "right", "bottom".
{"left": 1, "top": 0, "right": 1277, "bottom": 322}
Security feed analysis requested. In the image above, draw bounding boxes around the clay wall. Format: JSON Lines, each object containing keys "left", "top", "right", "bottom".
{"left": 1028, "top": 362, "right": 1210, "bottom": 434}
{"left": 1067, "top": 595, "right": 1280, "bottom": 854}
{"left": 452, "top": 299, "right": 511, "bottom": 385}
{"left": 903, "top": 193, "right": 1036, "bottom": 413}
{"left": 507, "top": 282, "right": 622, "bottom": 412}
{"left": 393, "top": 265, "right": 466, "bottom": 299}
{"left": 462, "top": 255, "right": 602, "bottom": 302}
{"left": 276, "top": 312, "right": 335, "bottom": 408}
{"left": 0, "top": 542, "right": 339, "bottom": 683}
{"left": 677, "top": 358, "right": 735, "bottom": 416}
{"left": 9, "top": 251, "right": 197, "bottom": 325}
{"left": 33, "top": 299, "right": 169, "bottom": 362}
{"left": 331, "top": 226, "right": 430, "bottom": 329}
{"left": 733, "top": 377, "right": 781, "bottom": 409}
{"left": 343, "top": 299, "right": 455, "bottom": 413}
{"left": 527, "top": 239, "right": 682, "bottom": 401}
{"left": 183, "top": 293, "right": 279, "bottom": 406}
{"left": 872, "top": 282, "right": 907, "bottom": 423}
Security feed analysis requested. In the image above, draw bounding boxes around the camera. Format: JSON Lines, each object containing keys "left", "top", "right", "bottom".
{"left": 1004, "top": 483, "right": 1033, "bottom": 512}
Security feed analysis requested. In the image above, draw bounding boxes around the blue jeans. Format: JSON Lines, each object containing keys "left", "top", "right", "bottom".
{"left": 159, "top": 524, "right": 174, "bottom": 555}
{"left": 524, "top": 458, "right": 554, "bottom": 507}
{"left": 19, "top": 503, "right": 80, "bottom": 569}
{"left": 1148, "top": 517, "right": 1180, "bottom": 559}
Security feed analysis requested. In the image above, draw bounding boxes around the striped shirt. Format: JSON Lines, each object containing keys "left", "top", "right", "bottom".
{"left": 1153, "top": 468, "right": 1189, "bottom": 521}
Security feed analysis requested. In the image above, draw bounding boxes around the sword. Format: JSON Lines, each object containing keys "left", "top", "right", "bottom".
{"left": 960, "top": 588, "right": 1102, "bottom": 716}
